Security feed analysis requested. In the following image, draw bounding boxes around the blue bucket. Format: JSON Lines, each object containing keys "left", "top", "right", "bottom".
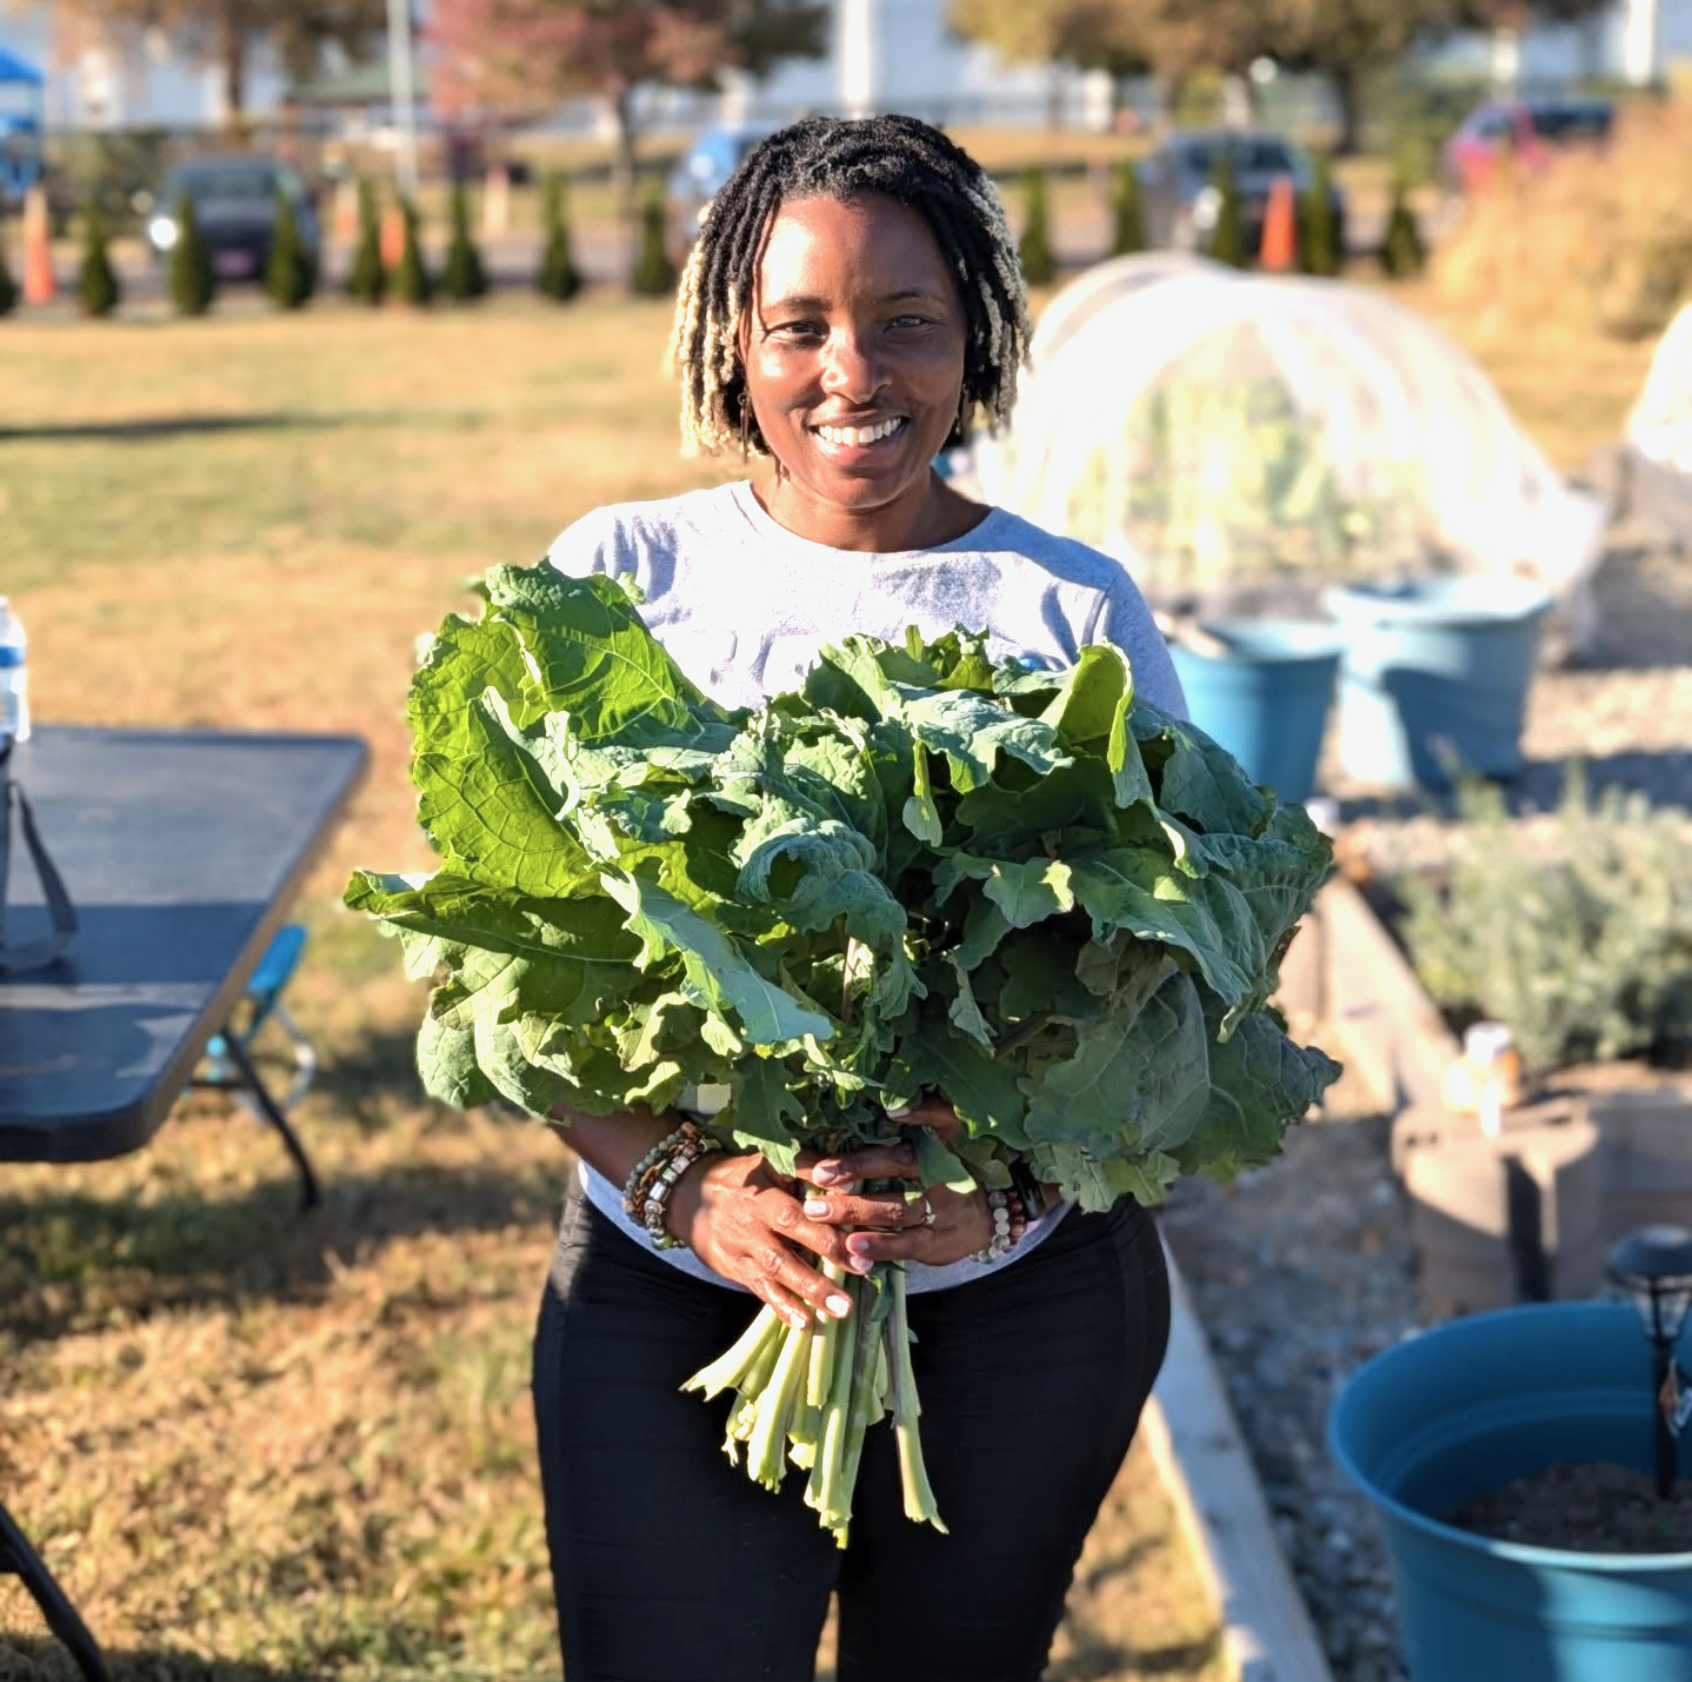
{"left": 1167, "top": 620, "right": 1344, "bottom": 804}
{"left": 1325, "top": 576, "right": 1551, "bottom": 790}
{"left": 1330, "top": 1302, "right": 1692, "bottom": 1681}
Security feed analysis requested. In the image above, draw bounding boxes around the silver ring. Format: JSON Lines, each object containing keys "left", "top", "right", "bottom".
{"left": 920, "top": 1196, "right": 936, "bottom": 1227}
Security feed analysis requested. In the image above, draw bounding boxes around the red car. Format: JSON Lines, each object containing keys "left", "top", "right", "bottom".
{"left": 1442, "top": 96, "right": 1613, "bottom": 195}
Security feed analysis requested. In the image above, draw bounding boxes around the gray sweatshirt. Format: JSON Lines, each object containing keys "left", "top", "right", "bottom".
{"left": 546, "top": 478, "right": 1186, "bottom": 1293}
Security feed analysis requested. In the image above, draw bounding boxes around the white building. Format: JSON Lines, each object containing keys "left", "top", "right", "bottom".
{"left": 0, "top": 7, "right": 291, "bottom": 130}
{"left": 1, "top": 0, "right": 1689, "bottom": 134}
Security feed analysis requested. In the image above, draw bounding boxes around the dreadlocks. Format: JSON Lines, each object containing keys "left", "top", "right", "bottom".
{"left": 668, "top": 114, "right": 1030, "bottom": 458}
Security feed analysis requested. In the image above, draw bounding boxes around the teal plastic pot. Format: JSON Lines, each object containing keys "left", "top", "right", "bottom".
{"left": 1330, "top": 1303, "right": 1692, "bottom": 1681}
{"left": 1167, "top": 621, "right": 1344, "bottom": 804}
{"left": 1324, "top": 577, "right": 1551, "bottom": 790}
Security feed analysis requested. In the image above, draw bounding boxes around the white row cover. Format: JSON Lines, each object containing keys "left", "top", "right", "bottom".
{"left": 1627, "top": 299, "right": 1692, "bottom": 473}
{"left": 976, "top": 255, "right": 1609, "bottom": 629}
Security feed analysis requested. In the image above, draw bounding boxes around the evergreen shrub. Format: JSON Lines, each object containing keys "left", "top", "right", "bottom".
{"left": 347, "top": 179, "right": 386, "bottom": 305}
{"left": 537, "top": 172, "right": 581, "bottom": 302}
{"left": 443, "top": 179, "right": 488, "bottom": 302}
{"left": 79, "top": 197, "right": 122, "bottom": 317}
{"left": 1206, "top": 156, "right": 1247, "bottom": 269}
{"left": 1299, "top": 153, "right": 1342, "bottom": 278}
{"left": 630, "top": 182, "right": 677, "bottom": 296}
{"left": 391, "top": 198, "right": 433, "bottom": 306}
{"left": 168, "top": 193, "right": 216, "bottom": 315}
{"left": 265, "top": 186, "right": 316, "bottom": 309}
{"left": 1379, "top": 169, "right": 1427, "bottom": 278}
{"left": 1110, "top": 158, "right": 1145, "bottom": 258}
{"left": 1017, "top": 167, "right": 1056, "bottom": 285}
{"left": 0, "top": 224, "right": 16, "bottom": 316}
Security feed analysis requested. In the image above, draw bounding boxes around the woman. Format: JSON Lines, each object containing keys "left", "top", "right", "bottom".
{"left": 533, "top": 114, "right": 1183, "bottom": 1682}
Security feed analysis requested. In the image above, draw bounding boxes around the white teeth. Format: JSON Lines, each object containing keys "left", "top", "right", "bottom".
{"left": 818, "top": 418, "right": 904, "bottom": 446}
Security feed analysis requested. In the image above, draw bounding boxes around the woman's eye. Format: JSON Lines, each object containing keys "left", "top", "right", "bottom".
{"left": 890, "top": 315, "right": 933, "bottom": 330}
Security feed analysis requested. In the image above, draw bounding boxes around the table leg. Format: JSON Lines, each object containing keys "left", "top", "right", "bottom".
{"left": 0, "top": 1501, "right": 113, "bottom": 1682}
{"left": 218, "top": 1033, "right": 322, "bottom": 1213}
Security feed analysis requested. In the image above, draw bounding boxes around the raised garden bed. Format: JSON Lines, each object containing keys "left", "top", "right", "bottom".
{"left": 1290, "top": 872, "right": 1692, "bottom": 1319}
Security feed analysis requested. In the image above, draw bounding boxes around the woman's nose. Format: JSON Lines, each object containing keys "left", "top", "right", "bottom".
{"left": 820, "top": 327, "right": 888, "bottom": 400}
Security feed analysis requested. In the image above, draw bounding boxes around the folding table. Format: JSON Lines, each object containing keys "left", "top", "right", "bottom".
{"left": 0, "top": 724, "right": 367, "bottom": 1681}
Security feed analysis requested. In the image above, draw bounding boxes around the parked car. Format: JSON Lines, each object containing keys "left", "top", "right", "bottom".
{"left": 142, "top": 153, "right": 319, "bottom": 282}
{"left": 1136, "top": 130, "right": 1346, "bottom": 261}
{"left": 1441, "top": 96, "right": 1614, "bottom": 194}
{"left": 664, "top": 124, "right": 777, "bottom": 264}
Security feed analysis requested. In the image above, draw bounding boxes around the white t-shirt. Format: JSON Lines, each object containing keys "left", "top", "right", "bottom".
{"left": 546, "top": 479, "right": 1187, "bottom": 1293}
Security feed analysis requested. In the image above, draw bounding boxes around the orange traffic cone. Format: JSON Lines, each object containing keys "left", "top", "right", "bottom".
{"left": 380, "top": 199, "right": 406, "bottom": 270}
{"left": 1259, "top": 172, "right": 1298, "bottom": 273}
{"left": 21, "top": 183, "right": 54, "bottom": 305}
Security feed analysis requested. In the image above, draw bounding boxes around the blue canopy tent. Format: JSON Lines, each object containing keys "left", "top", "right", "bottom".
{"left": 0, "top": 44, "right": 45, "bottom": 206}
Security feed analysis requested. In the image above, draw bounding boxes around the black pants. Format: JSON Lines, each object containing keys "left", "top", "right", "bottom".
{"left": 532, "top": 1189, "right": 1171, "bottom": 1682}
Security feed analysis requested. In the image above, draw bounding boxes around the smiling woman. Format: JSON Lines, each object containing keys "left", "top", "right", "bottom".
{"left": 529, "top": 114, "right": 1186, "bottom": 1682}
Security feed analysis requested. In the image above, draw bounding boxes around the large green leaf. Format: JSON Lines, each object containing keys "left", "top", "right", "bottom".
{"left": 603, "top": 872, "right": 836, "bottom": 1049}
{"left": 1174, "top": 1002, "right": 1343, "bottom": 1181}
{"left": 1067, "top": 847, "right": 1267, "bottom": 1024}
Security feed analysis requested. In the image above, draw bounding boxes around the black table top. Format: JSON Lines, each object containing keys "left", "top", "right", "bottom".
{"left": 0, "top": 726, "right": 368, "bottom": 1162}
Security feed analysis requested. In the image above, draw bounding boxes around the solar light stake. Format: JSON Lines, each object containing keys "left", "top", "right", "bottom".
{"left": 1607, "top": 1225, "right": 1692, "bottom": 1501}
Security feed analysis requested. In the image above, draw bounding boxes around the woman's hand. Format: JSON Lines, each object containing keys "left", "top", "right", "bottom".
{"left": 794, "top": 1098, "right": 994, "bottom": 1270}
{"left": 667, "top": 1150, "right": 863, "bottom": 1329}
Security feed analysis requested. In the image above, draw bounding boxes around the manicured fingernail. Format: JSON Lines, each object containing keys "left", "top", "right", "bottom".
{"left": 826, "top": 1294, "right": 852, "bottom": 1317}
{"left": 811, "top": 1164, "right": 840, "bottom": 1183}
{"left": 789, "top": 1310, "right": 810, "bottom": 1328}
{"left": 804, "top": 1199, "right": 830, "bottom": 1217}
{"left": 847, "top": 1256, "right": 872, "bottom": 1274}
{"left": 885, "top": 1104, "right": 913, "bottom": 1120}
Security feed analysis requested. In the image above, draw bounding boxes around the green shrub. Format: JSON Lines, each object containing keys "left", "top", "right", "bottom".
{"left": 347, "top": 179, "right": 386, "bottom": 305}
{"left": 1379, "top": 169, "right": 1427, "bottom": 279}
{"left": 390, "top": 198, "right": 433, "bottom": 307}
{"left": 1206, "top": 155, "right": 1247, "bottom": 269}
{"left": 78, "top": 197, "right": 122, "bottom": 317}
{"left": 1396, "top": 770, "right": 1692, "bottom": 1076}
{"left": 168, "top": 193, "right": 216, "bottom": 316}
{"left": 1298, "top": 152, "right": 1342, "bottom": 278}
{"left": 0, "top": 224, "right": 16, "bottom": 317}
{"left": 1017, "top": 167, "right": 1056, "bottom": 285}
{"left": 1110, "top": 159, "right": 1145, "bottom": 258}
{"left": 536, "top": 172, "right": 581, "bottom": 302}
{"left": 442, "top": 179, "right": 488, "bottom": 303}
{"left": 265, "top": 187, "right": 316, "bottom": 309}
{"left": 629, "top": 182, "right": 677, "bottom": 297}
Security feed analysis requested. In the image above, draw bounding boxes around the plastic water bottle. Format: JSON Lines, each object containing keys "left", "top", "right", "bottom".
{"left": 0, "top": 597, "right": 30, "bottom": 743}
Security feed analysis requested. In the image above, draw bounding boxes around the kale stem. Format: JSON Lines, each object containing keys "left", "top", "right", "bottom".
{"left": 681, "top": 1303, "right": 783, "bottom": 1400}
{"left": 747, "top": 1318, "right": 811, "bottom": 1491}
{"left": 887, "top": 1269, "right": 946, "bottom": 1532}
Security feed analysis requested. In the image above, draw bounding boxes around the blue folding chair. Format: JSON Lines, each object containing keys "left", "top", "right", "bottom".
{"left": 191, "top": 923, "right": 322, "bottom": 1210}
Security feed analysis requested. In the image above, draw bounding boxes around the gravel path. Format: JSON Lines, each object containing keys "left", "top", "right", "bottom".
{"left": 1158, "top": 525, "right": 1692, "bottom": 1681}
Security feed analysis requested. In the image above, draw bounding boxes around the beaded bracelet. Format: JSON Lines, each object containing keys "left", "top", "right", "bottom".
{"left": 972, "top": 1186, "right": 1026, "bottom": 1264}
{"left": 622, "top": 1124, "right": 694, "bottom": 1218}
{"left": 635, "top": 1122, "right": 724, "bottom": 1251}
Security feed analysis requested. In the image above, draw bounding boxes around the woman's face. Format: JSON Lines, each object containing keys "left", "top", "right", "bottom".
{"left": 741, "top": 192, "right": 968, "bottom": 526}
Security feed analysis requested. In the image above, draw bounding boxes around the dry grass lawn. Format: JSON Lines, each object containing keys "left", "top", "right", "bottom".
{"left": 1, "top": 296, "right": 1228, "bottom": 1681}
